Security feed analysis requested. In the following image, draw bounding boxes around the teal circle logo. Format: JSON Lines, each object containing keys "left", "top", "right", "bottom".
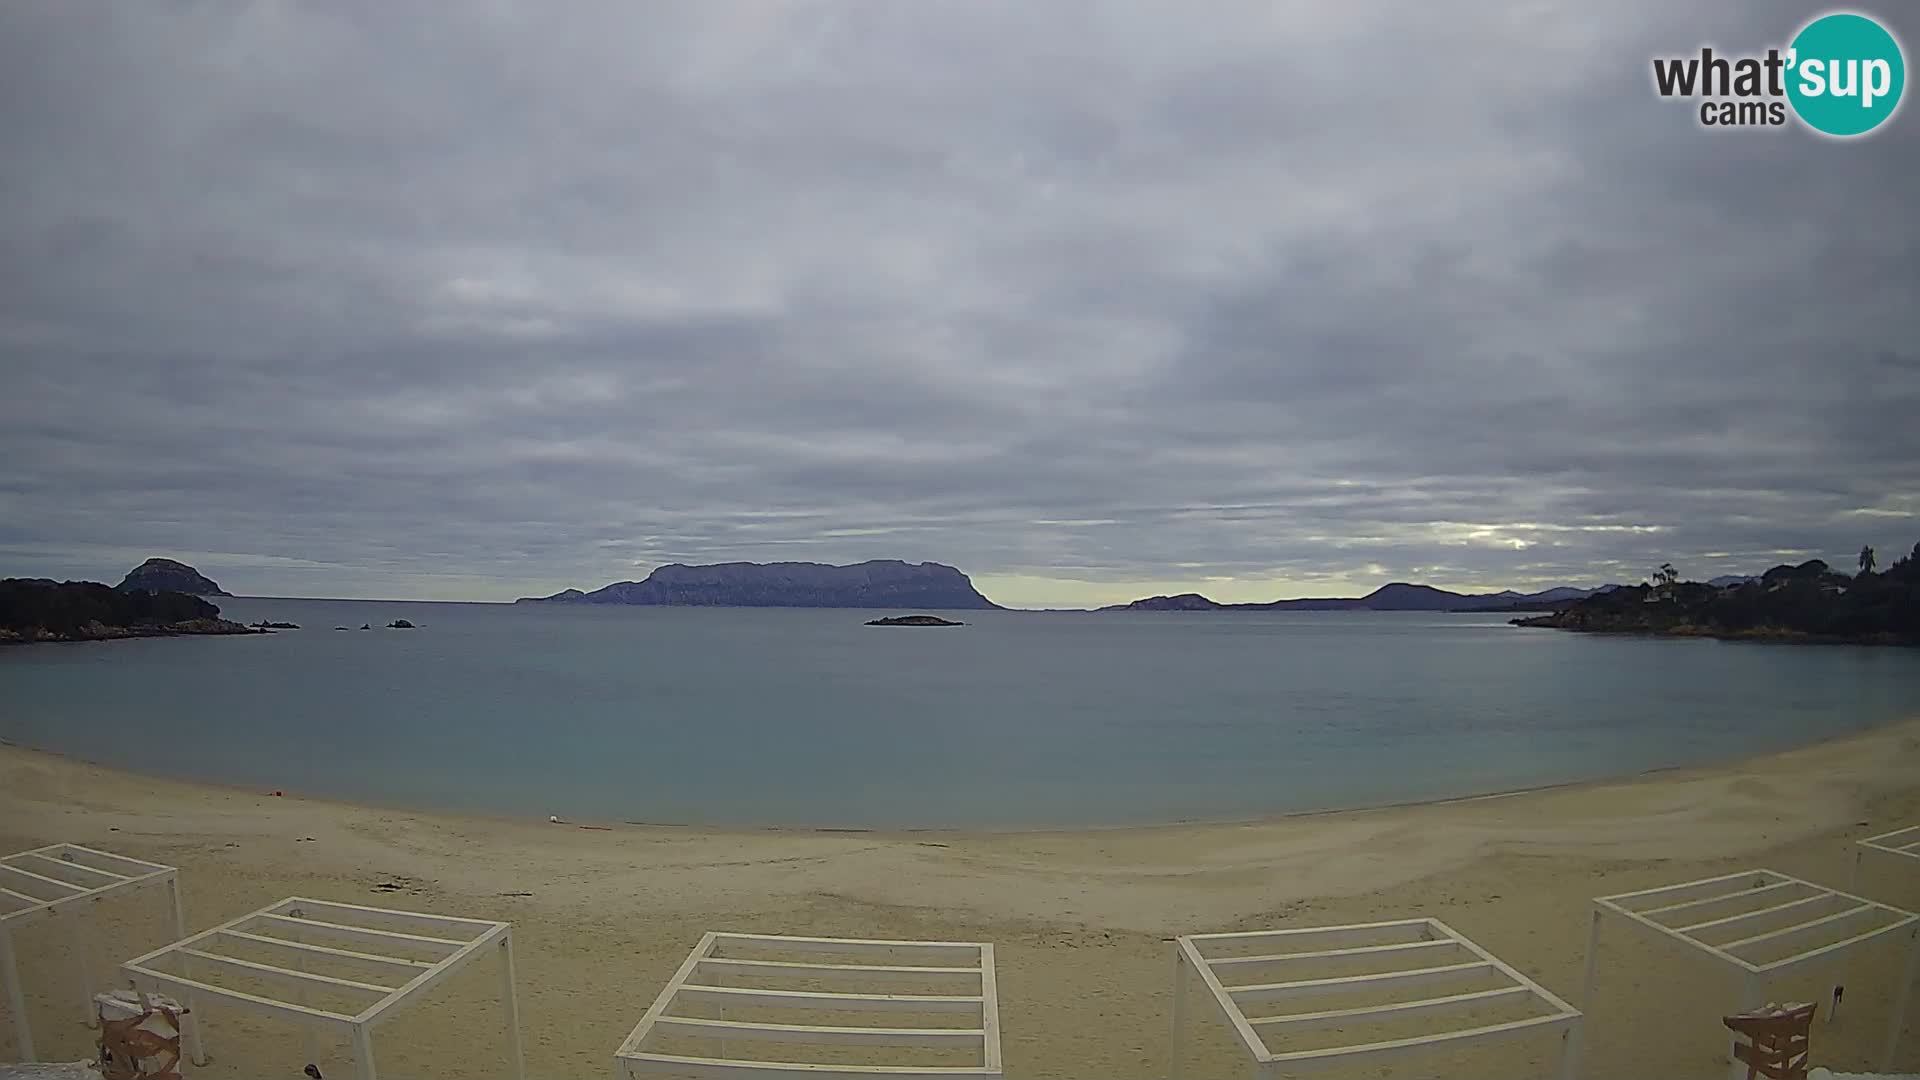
{"left": 1787, "top": 13, "right": 1905, "bottom": 136}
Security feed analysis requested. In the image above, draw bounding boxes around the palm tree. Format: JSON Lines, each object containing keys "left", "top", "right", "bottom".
{"left": 1859, "top": 545, "right": 1876, "bottom": 575}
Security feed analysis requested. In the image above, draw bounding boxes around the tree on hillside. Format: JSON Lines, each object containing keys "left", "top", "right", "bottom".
{"left": 1860, "top": 545, "right": 1876, "bottom": 575}
{"left": 1886, "top": 542, "right": 1920, "bottom": 584}
{"left": 1651, "top": 563, "right": 1679, "bottom": 596}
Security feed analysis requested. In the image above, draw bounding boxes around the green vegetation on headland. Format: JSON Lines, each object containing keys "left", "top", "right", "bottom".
{"left": 0, "top": 578, "right": 259, "bottom": 643}
{"left": 1514, "top": 542, "right": 1920, "bottom": 645}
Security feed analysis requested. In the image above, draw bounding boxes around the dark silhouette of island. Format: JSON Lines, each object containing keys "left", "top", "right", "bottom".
{"left": 1102, "top": 582, "right": 1607, "bottom": 613}
{"left": 1, "top": 578, "right": 259, "bottom": 644}
{"left": 117, "top": 557, "right": 231, "bottom": 596}
{"left": 866, "top": 615, "right": 964, "bottom": 626}
{"left": 1514, "top": 543, "right": 1920, "bottom": 645}
{"left": 518, "top": 560, "right": 1000, "bottom": 610}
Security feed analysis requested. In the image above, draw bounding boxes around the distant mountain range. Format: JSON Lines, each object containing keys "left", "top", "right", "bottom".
{"left": 521, "top": 560, "right": 1625, "bottom": 613}
{"left": 517, "top": 560, "right": 1000, "bottom": 609}
{"left": 1100, "top": 582, "right": 1615, "bottom": 613}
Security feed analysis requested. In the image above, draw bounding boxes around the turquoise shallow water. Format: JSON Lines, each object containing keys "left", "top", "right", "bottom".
{"left": 3, "top": 599, "right": 1918, "bottom": 828}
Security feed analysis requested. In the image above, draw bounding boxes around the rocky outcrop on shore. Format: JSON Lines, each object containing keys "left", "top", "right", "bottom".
{"left": 0, "top": 578, "right": 260, "bottom": 644}
{"left": 117, "top": 557, "right": 231, "bottom": 596}
{"left": 1, "top": 617, "right": 262, "bottom": 644}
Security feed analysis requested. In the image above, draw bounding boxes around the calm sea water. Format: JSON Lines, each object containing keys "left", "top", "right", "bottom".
{"left": 3, "top": 599, "right": 1918, "bottom": 828}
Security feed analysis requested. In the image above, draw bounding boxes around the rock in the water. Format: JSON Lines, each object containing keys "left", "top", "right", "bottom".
{"left": 866, "top": 614, "right": 964, "bottom": 626}
{"left": 117, "top": 557, "right": 231, "bottom": 596}
{"left": 388, "top": 618, "right": 416, "bottom": 629}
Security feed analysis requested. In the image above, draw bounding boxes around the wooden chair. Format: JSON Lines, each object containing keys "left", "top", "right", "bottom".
{"left": 1722, "top": 1002, "right": 1816, "bottom": 1080}
{"left": 96, "top": 992, "right": 187, "bottom": 1080}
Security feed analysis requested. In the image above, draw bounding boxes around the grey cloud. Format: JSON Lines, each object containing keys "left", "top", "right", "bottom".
{"left": 2, "top": 1, "right": 1916, "bottom": 605}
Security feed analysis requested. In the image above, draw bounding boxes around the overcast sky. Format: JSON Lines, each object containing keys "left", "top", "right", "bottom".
{"left": 2, "top": 2, "right": 1916, "bottom": 607}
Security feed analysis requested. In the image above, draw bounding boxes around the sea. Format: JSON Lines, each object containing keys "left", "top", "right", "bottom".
{"left": 3, "top": 598, "right": 1918, "bottom": 829}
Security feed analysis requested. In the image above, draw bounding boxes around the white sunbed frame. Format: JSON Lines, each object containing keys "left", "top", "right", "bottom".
{"left": 1171, "top": 917, "right": 1583, "bottom": 1080}
{"left": 1584, "top": 869, "right": 1920, "bottom": 1074}
{"left": 614, "top": 932, "right": 1003, "bottom": 1078}
{"left": 1853, "top": 824, "right": 1920, "bottom": 893}
{"left": 0, "top": 843, "right": 184, "bottom": 1062}
{"left": 121, "top": 896, "right": 523, "bottom": 1080}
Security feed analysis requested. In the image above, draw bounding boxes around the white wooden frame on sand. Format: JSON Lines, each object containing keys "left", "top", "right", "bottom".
{"left": 1584, "top": 868, "right": 1920, "bottom": 1074}
{"left": 121, "top": 896, "right": 523, "bottom": 1080}
{"left": 0, "top": 843, "right": 184, "bottom": 1063}
{"left": 1853, "top": 825, "right": 1920, "bottom": 893}
{"left": 614, "top": 932, "right": 1003, "bottom": 1079}
{"left": 1170, "top": 917, "right": 1583, "bottom": 1080}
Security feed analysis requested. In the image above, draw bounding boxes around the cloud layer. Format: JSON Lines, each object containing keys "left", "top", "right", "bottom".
{"left": 3, "top": 2, "right": 1916, "bottom": 606}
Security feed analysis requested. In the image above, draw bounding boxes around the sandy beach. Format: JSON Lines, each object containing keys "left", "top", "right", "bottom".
{"left": 3, "top": 720, "right": 1919, "bottom": 1079}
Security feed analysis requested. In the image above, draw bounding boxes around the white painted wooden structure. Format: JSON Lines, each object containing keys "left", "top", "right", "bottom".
{"left": 1170, "top": 917, "right": 1582, "bottom": 1079}
{"left": 120, "top": 897, "right": 523, "bottom": 1080}
{"left": 614, "top": 932, "right": 1002, "bottom": 1078}
{"left": 1584, "top": 869, "right": 1920, "bottom": 1073}
{"left": 1853, "top": 825, "right": 1920, "bottom": 894}
{"left": 0, "top": 843, "right": 183, "bottom": 1063}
